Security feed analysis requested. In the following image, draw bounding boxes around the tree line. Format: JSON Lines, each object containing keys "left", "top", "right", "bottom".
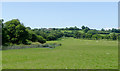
{"left": 1, "top": 19, "right": 120, "bottom": 46}
{"left": 2, "top": 19, "right": 46, "bottom": 46}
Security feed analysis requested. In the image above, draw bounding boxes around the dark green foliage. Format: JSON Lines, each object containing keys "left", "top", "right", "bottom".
{"left": 26, "top": 27, "right": 31, "bottom": 30}
{"left": 33, "top": 28, "right": 64, "bottom": 41}
{"left": 59, "top": 26, "right": 80, "bottom": 30}
{"left": 92, "top": 34, "right": 101, "bottom": 40}
{"left": 47, "top": 35, "right": 56, "bottom": 41}
{"left": 101, "top": 28, "right": 105, "bottom": 31}
{"left": 81, "top": 33, "right": 86, "bottom": 39}
{"left": 110, "top": 33, "right": 117, "bottom": 40}
{"left": 67, "top": 26, "right": 79, "bottom": 30}
{"left": 87, "top": 30, "right": 98, "bottom": 35}
{"left": 84, "top": 28, "right": 89, "bottom": 33}
{"left": 106, "top": 28, "right": 120, "bottom": 33}
{"left": 2, "top": 19, "right": 119, "bottom": 46}
{"left": 97, "top": 31, "right": 109, "bottom": 34}
{"left": 29, "top": 31, "right": 38, "bottom": 42}
{"left": 112, "top": 28, "right": 118, "bottom": 33}
{"left": 74, "top": 31, "right": 82, "bottom": 38}
{"left": 85, "top": 33, "right": 92, "bottom": 39}
{"left": 37, "top": 35, "right": 46, "bottom": 44}
{"left": 105, "top": 35, "right": 110, "bottom": 40}
{"left": 2, "top": 20, "right": 10, "bottom": 45}
{"left": 3, "top": 19, "right": 30, "bottom": 44}
{"left": 118, "top": 34, "right": 120, "bottom": 40}
{"left": 64, "top": 32, "right": 73, "bottom": 37}
{"left": 81, "top": 25, "right": 85, "bottom": 30}
{"left": 2, "top": 19, "right": 46, "bottom": 45}
{"left": 83, "top": 26, "right": 90, "bottom": 33}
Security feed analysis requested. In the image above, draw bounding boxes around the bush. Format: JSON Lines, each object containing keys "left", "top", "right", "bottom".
{"left": 37, "top": 35, "right": 46, "bottom": 44}
{"left": 47, "top": 35, "right": 57, "bottom": 41}
{"left": 42, "top": 44, "right": 49, "bottom": 47}
{"left": 24, "top": 40, "right": 32, "bottom": 45}
{"left": 110, "top": 33, "right": 117, "bottom": 40}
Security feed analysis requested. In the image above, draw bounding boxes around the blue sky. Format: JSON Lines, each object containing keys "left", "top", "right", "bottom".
{"left": 2, "top": 2, "right": 118, "bottom": 30}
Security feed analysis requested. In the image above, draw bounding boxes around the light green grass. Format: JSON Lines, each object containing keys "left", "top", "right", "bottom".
{"left": 0, "top": 51, "right": 2, "bottom": 70}
{"left": 78, "top": 30, "right": 84, "bottom": 33}
{"left": 2, "top": 38, "right": 118, "bottom": 69}
{"left": 46, "top": 41, "right": 58, "bottom": 44}
{"left": 61, "top": 30, "right": 84, "bottom": 33}
{"left": 31, "top": 42, "right": 41, "bottom": 45}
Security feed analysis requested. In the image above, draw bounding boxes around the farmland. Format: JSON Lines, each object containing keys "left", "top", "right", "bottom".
{"left": 2, "top": 38, "right": 118, "bottom": 69}
{"left": 1, "top": 2, "right": 118, "bottom": 69}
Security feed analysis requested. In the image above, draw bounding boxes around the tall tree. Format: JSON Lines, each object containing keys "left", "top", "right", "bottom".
{"left": 101, "top": 28, "right": 105, "bottom": 31}
{"left": 81, "top": 26, "right": 85, "bottom": 30}
{"left": 84, "top": 27, "right": 90, "bottom": 33}
{"left": 110, "top": 33, "right": 117, "bottom": 40}
{"left": 4, "top": 19, "right": 30, "bottom": 44}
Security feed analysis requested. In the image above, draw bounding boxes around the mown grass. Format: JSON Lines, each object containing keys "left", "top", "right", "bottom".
{"left": 2, "top": 38, "right": 118, "bottom": 69}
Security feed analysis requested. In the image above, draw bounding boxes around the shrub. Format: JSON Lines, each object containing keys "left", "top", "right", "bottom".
{"left": 42, "top": 44, "right": 49, "bottom": 47}
{"left": 37, "top": 35, "right": 46, "bottom": 44}
{"left": 24, "top": 40, "right": 32, "bottom": 45}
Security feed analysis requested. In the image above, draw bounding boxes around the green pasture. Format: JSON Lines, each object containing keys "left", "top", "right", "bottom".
{"left": 2, "top": 38, "right": 118, "bottom": 69}
{"left": 61, "top": 30, "right": 84, "bottom": 33}
{"left": 0, "top": 51, "right": 2, "bottom": 70}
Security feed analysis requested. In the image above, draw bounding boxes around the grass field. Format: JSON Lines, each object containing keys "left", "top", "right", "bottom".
{"left": 2, "top": 38, "right": 118, "bottom": 69}
{"left": 0, "top": 50, "right": 2, "bottom": 70}
{"left": 61, "top": 30, "right": 84, "bottom": 33}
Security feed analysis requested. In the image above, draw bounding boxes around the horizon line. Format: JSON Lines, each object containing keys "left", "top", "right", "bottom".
{"left": 30, "top": 26, "right": 118, "bottom": 30}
